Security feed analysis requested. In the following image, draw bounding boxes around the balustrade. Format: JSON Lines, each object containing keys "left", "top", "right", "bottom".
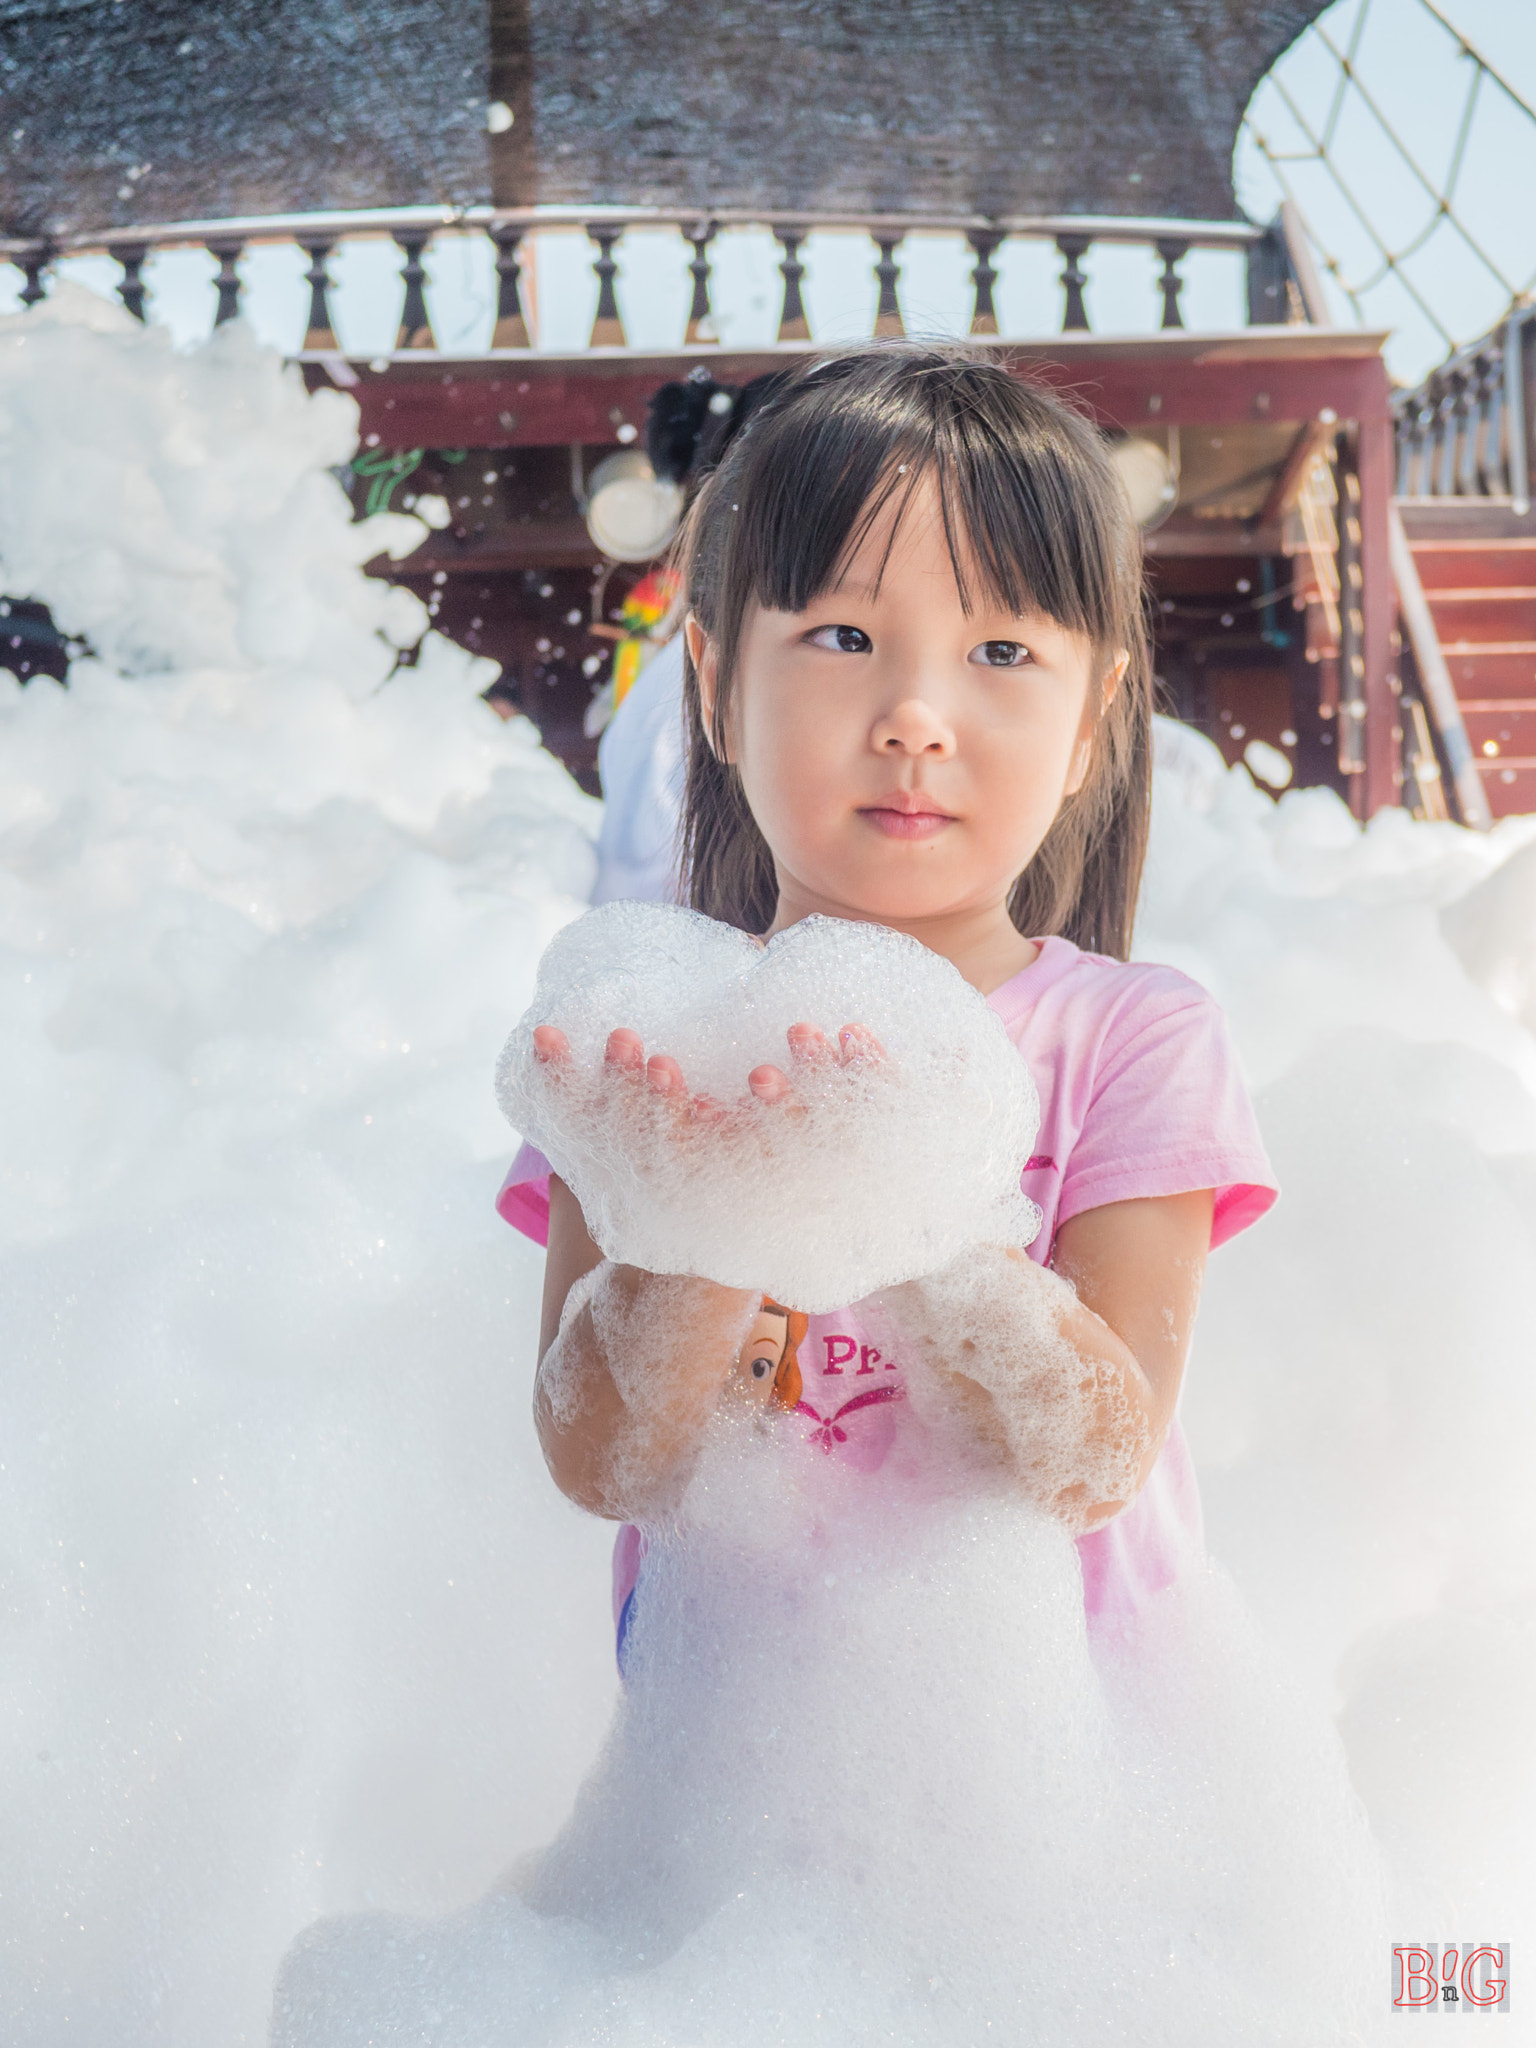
{"left": 0, "top": 205, "right": 1267, "bottom": 357}
{"left": 1393, "top": 312, "right": 1535, "bottom": 514}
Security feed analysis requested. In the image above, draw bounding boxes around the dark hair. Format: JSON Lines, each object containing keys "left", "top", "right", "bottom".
{"left": 646, "top": 369, "right": 791, "bottom": 485}
{"left": 677, "top": 344, "right": 1152, "bottom": 960}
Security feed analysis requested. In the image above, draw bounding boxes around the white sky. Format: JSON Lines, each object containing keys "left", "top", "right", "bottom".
{"left": 3, "top": 0, "right": 1531, "bottom": 390}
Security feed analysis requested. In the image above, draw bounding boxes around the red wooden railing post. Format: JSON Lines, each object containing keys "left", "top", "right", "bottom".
{"left": 1359, "top": 403, "right": 1399, "bottom": 817}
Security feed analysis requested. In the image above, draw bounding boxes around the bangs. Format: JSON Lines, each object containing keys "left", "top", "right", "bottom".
{"left": 703, "top": 351, "right": 1127, "bottom": 658}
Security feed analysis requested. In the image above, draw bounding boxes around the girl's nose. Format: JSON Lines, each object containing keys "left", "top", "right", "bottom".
{"left": 871, "top": 697, "right": 956, "bottom": 758}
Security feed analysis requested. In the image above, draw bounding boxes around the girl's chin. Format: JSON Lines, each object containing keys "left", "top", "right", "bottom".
{"left": 794, "top": 873, "right": 1006, "bottom": 925}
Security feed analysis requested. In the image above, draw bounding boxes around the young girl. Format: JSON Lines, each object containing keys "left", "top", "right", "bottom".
{"left": 276, "top": 346, "right": 1389, "bottom": 2045}
{"left": 498, "top": 344, "right": 1277, "bottom": 1637}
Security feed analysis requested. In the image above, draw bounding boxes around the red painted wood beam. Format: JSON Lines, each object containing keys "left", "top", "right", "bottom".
{"left": 302, "top": 333, "right": 1392, "bottom": 451}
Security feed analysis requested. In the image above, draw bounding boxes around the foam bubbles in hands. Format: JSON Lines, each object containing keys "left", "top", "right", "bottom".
{"left": 496, "top": 902, "right": 1041, "bottom": 1311}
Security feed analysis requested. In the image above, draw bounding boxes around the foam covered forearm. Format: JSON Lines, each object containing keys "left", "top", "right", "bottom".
{"left": 871, "top": 1246, "right": 1156, "bottom": 1527}
{"left": 538, "top": 1261, "right": 761, "bottom": 1519}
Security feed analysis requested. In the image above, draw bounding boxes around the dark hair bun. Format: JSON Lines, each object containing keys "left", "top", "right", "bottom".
{"left": 646, "top": 370, "right": 792, "bottom": 485}
{"left": 646, "top": 374, "right": 726, "bottom": 483}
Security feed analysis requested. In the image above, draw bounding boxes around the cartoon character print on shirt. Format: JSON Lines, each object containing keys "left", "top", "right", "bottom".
{"left": 791, "top": 1312, "right": 905, "bottom": 1471}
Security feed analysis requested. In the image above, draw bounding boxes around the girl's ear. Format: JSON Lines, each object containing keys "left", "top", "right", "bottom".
{"left": 1063, "top": 651, "right": 1128, "bottom": 798}
{"left": 685, "top": 613, "right": 728, "bottom": 761}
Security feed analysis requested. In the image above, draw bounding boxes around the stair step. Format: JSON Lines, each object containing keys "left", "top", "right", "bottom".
{"left": 1426, "top": 605, "right": 1536, "bottom": 645}
{"left": 1417, "top": 552, "right": 1536, "bottom": 593}
{"left": 1407, "top": 537, "right": 1536, "bottom": 551}
{"left": 1397, "top": 501, "right": 1536, "bottom": 547}
{"left": 1460, "top": 706, "right": 1536, "bottom": 745}
{"left": 1473, "top": 762, "right": 1536, "bottom": 818}
{"left": 1432, "top": 650, "right": 1536, "bottom": 694}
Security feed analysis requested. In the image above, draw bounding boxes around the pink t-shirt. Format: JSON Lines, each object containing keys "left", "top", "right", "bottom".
{"left": 500, "top": 934, "right": 1277, "bottom": 1632}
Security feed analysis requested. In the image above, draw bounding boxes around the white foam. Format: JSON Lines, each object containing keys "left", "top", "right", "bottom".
{"left": 274, "top": 1425, "right": 1391, "bottom": 2047}
{"left": 496, "top": 901, "right": 1041, "bottom": 1311}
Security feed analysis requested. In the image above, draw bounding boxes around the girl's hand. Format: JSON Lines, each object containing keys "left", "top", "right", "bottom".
{"left": 532, "top": 1019, "right": 885, "bottom": 1120}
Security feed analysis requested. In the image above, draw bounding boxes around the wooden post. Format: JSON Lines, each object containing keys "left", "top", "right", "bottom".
{"left": 775, "top": 227, "right": 810, "bottom": 342}
{"left": 967, "top": 231, "right": 1001, "bottom": 337}
{"left": 1155, "top": 238, "right": 1188, "bottom": 330}
{"left": 1359, "top": 410, "right": 1400, "bottom": 816}
{"left": 207, "top": 240, "right": 244, "bottom": 327}
{"left": 109, "top": 243, "right": 148, "bottom": 322}
{"left": 1335, "top": 437, "right": 1367, "bottom": 802}
{"left": 17, "top": 243, "right": 51, "bottom": 307}
{"left": 872, "top": 236, "right": 905, "bottom": 338}
{"left": 488, "top": 223, "right": 531, "bottom": 348}
{"left": 300, "top": 240, "right": 339, "bottom": 351}
{"left": 684, "top": 221, "right": 717, "bottom": 345}
{"left": 394, "top": 231, "right": 436, "bottom": 350}
{"left": 586, "top": 225, "right": 625, "bottom": 347}
{"left": 1056, "top": 234, "right": 1090, "bottom": 331}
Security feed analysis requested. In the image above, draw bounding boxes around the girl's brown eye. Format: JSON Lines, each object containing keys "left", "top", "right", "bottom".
{"left": 807, "top": 624, "right": 872, "bottom": 655}
{"left": 969, "top": 639, "right": 1031, "bottom": 669}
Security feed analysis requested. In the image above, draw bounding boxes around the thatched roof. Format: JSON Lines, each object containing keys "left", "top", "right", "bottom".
{"left": 0, "top": 0, "right": 1328, "bottom": 235}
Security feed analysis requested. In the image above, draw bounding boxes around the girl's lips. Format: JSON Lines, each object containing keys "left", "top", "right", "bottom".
{"left": 858, "top": 805, "right": 956, "bottom": 841}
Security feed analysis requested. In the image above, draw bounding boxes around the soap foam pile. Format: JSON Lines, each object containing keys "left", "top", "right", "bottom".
{"left": 275, "top": 1425, "right": 1389, "bottom": 2048}
{"left": 1144, "top": 723, "right": 1536, "bottom": 1945}
{"left": 0, "top": 288, "right": 615, "bottom": 2048}
{"left": 0, "top": 288, "right": 1532, "bottom": 2044}
{"left": 497, "top": 903, "right": 1042, "bottom": 1309}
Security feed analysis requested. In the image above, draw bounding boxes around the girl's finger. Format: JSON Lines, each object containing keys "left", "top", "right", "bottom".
{"left": 838, "top": 1023, "right": 886, "bottom": 1065}
{"left": 646, "top": 1053, "right": 687, "bottom": 1098}
{"left": 533, "top": 1024, "right": 572, "bottom": 1064}
{"left": 605, "top": 1027, "right": 645, "bottom": 1073}
{"left": 786, "top": 1022, "right": 833, "bottom": 1065}
{"left": 747, "top": 1062, "right": 795, "bottom": 1104}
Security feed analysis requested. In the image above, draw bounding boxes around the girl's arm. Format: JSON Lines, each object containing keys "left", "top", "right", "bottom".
{"left": 535, "top": 1172, "right": 760, "bottom": 1520}
{"left": 887, "top": 1188, "right": 1211, "bottom": 1533}
{"left": 1049, "top": 1188, "right": 1212, "bottom": 1524}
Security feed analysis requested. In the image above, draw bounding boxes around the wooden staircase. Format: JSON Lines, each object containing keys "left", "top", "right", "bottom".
{"left": 1398, "top": 505, "right": 1536, "bottom": 820}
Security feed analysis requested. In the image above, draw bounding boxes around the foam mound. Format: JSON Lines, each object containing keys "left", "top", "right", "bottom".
{"left": 496, "top": 902, "right": 1041, "bottom": 1310}
{"left": 273, "top": 1421, "right": 1391, "bottom": 2047}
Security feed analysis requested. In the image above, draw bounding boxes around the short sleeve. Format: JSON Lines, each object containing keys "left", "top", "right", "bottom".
{"left": 1056, "top": 986, "right": 1277, "bottom": 1250}
{"left": 496, "top": 1140, "right": 553, "bottom": 1247}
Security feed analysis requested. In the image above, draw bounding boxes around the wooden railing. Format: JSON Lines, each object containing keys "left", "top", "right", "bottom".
{"left": 0, "top": 203, "right": 1269, "bottom": 352}
{"left": 1393, "top": 309, "right": 1535, "bottom": 515}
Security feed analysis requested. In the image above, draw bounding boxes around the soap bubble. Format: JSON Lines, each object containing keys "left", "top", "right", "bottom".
{"left": 496, "top": 902, "right": 1041, "bottom": 1311}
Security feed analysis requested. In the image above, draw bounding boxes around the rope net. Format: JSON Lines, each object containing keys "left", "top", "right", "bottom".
{"left": 1236, "top": 0, "right": 1536, "bottom": 381}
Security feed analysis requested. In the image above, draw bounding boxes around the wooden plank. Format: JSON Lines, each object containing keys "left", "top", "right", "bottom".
{"left": 1256, "top": 420, "right": 1331, "bottom": 529}
{"left": 302, "top": 334, "right": 1393, "bottom": 452}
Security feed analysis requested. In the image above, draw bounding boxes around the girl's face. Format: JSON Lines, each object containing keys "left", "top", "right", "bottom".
{"left": 691, "top": 476, "right": 1121, "bottom": 942}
